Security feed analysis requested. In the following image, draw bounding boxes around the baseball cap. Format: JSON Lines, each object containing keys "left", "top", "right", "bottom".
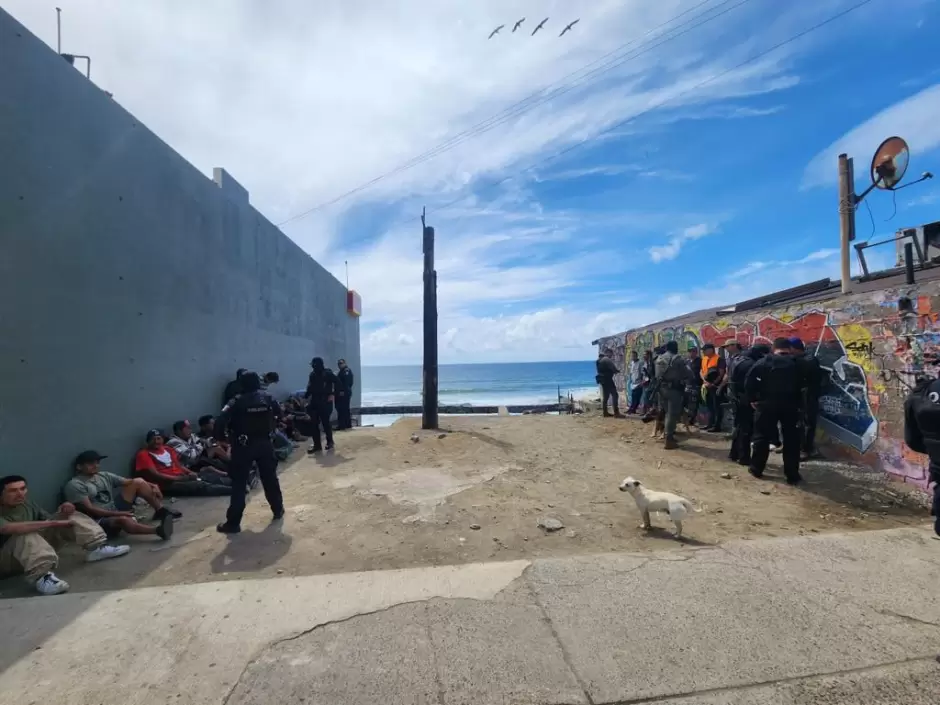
{"left": 74, "top": 450, "right": 107, "bottom": 465}
{"left": 145, "top": 429, "right": 164, "bottom": 442}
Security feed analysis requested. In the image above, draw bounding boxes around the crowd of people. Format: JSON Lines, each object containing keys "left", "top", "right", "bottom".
{"left": 0, "top": 356, "right": 356, "bottom": 596}
{"left": 597, "top": 336, "right": 822, "bottom": 484}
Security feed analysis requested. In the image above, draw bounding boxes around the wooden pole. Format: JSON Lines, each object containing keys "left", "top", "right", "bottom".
{"left": 421, "top": 210, "right": 439, "bottom": 429}
{"left": 905, "top": 242, "right": 915, "bottom": 285}
{"left": 838, "top": 153, "right": 856, "bottom": 294}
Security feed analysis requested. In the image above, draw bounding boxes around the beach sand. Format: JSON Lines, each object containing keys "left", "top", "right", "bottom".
{"left": 18, "top": 412, "right": 929, "bottom": 596}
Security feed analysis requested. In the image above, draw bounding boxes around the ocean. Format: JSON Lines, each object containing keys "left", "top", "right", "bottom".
{"left": 360, "top": 361, "right": 598, "bottom": 427}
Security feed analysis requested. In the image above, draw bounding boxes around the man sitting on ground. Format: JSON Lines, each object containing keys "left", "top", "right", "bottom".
{"left": 196, "top": 415, "right": 231, "bottom": 461}
{"left": 134, "top": 430, "right": 232, "bottom": 496}
{"left": 64, "top": 450, "right": 176, "bottom": 540}
{"left": 168, "top": 419, "right": 230, "bottom": 475}
{"left": 0, "top": 474, "right": 129, "bottom": 596}
{"left": 195, "top": 416, "right": 258, "bottom": 489}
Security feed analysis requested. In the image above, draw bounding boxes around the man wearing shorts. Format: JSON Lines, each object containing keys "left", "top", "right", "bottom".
{"left": 63, "top": 450, "right": 177, "bottom": 540}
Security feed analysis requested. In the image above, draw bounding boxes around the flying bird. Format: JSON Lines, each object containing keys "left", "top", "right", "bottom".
{"left": 531, "top": 17, "right": 549, "bottom": 36}
{"left": 488, "top": 24, "right": 505, "bottom": 39}
{"left": 512, "top": 17, "right": 525, "bottom": 32}
{"left": 559, "top": 19, "right": 580, "bottom": 37}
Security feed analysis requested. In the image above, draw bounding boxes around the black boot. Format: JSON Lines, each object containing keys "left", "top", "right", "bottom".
{"left": 216, "top": 522, "right": 241, "bottom": 534}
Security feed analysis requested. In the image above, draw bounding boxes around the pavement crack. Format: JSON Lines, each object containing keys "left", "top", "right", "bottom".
{"left": 873, "top": 607, "right": 940, "bottom": 629}
{"left": 527, "top": 581, "right": 595, "bottom": 705}
{"left": 526, "top": 558, "right": 653, "bottom": 590}
{"left": 220, "top": 597, "right": 436, "bottom": 705}
{"left": 593, "top": 654, "right": 940, "bottom": 704}
{"left": 425, "top": 602, "right": 446, "bottom": 705}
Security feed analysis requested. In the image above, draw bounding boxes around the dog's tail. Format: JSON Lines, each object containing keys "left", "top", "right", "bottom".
{"left": 683, "top": 499, "right": 702, "bottom": 514}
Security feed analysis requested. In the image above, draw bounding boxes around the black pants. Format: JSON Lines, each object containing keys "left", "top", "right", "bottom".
{"left": 162, "top": 479, "right": 232, "bottom": 497}
{"left": 307, "top": 401, "right": 335, "bottom": 448}
{"left": 750, "top": 405, "right": 801, "bottom": 481}
{"left": 802, "top": 396, "right": 819, "bottom": 454}
{"left": 628, "top": 385, "right": 643, "bottom": 413}
{"left": 729, "top": 399, "right": 754, "bottom": 464}
{"left": 932, "top": 482, "right": 940, "bottom": 537}
{"left": 336, "top": 392, "right": 352, "bottom": 429}
{"left": 686, "top": 386, "right": 701, "bottom": 425}
{"left": 705, "top": 386, "right": 724, "bottom": 430}
{"left": 225, "top": 438, "right": 283, "bottom": 528}
{"left": 601, "top": 381, "right": 619, "bottom": 414}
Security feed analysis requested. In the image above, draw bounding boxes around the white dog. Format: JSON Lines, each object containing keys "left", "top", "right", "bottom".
{"left": 618, "top": 476, "right": 698, "bottom": 538}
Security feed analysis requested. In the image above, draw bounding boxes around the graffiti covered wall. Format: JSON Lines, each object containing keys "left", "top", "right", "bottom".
{"left": 596, "top": 281, "right": 940, "bottom": 488}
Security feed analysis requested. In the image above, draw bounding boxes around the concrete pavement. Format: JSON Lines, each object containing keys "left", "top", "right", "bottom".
{"left": 1, "top": 528, "right": 938, "bottom": 704}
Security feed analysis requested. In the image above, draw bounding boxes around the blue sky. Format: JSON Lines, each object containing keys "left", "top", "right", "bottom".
{"left": 7, "top": 0, "right": 940, "bottom": 365}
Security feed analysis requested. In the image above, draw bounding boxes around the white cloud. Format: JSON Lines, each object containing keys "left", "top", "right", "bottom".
{"left": 725, "top": 248, "right": 839, "bottom": 279}
{"left": 802, "top": 82, "right": 940, "bottom": 190}
{"left": 3, "top": 0, "right": 876, "bottom": 365}
{"left": 906, "top": 189, "right": 940, "bottom": 208}
{"left": 367, "top": 240, "right": 891, "bottom": 364}
{"left": 648, "top": 222, "right": 716, "bottom": 263}
{"left": 534, "top": 164, "right": 642, "bottom": 181}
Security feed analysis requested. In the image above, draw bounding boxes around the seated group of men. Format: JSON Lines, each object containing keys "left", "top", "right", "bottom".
{"left": 0, "top": 409, "right": 296, "bottom": 597}
{"left": 0, "top": 368, "right": 324, "bottom": 598}
{"left": 0, "top": 450, "right": 182, "bottom": 597}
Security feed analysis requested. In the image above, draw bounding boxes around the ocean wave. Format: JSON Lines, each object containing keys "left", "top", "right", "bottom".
{"left": 361, "top": 386, "right": 598, "bottom": 408}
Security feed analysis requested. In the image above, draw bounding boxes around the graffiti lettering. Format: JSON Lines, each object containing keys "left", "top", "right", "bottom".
{"left": 844, "top": 340, "right": 874, "bottom": 359}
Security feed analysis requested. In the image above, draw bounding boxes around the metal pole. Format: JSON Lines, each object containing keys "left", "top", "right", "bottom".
{"left": 421, "top": 211, "right": 439, "bottom": 429}
{"left": 56, "top": 7, "right": 62, "bottom": 54}
{"left": 838, "top": 154, "right": 856, "bottom": 294}
{"left": 905, "top": 242, "right": 915, "bottom": 285}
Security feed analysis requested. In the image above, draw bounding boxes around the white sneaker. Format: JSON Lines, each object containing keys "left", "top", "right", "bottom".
{"left": 35, "top": 572, "right": 70, "bottom": 595}
{"left": 85, "top": 544, "right": 130, "bottom": 563}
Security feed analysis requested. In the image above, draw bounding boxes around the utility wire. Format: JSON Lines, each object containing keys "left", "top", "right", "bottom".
{"left": 393, "top": 0, "right": 876, "bottom": 230}
{"left": 278, "top": 0, "right": 749, "bottom": 226}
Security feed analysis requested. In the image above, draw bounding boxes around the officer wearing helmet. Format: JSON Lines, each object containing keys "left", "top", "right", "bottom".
{"left": 903, "top": 373, "right": 940, "bottom": 538}
{"left": 214, "top": 371, "right": 284, "bottom": 534}
{"left": 306, "top": 357, "right": 338, "bottom": 452}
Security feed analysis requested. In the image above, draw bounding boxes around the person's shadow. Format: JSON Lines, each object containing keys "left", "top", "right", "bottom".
{"left": 209, "top": 520, "right": 293, "bottom": 575}
{"left": 308, "top": 447, "right": 349, "bottom": 468}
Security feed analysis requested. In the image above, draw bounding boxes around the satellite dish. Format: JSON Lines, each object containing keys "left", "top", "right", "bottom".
{"left": 870, "top": 136, "right": 909, "bottom": 190}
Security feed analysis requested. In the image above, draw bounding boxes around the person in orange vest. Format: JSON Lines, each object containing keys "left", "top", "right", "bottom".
{"left": 700, "top": 343, "right": 727, "bottom": 432}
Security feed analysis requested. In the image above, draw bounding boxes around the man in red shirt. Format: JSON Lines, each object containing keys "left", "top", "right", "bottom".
{"left": 134, "top": 430, "right": 232, "bottom": 497}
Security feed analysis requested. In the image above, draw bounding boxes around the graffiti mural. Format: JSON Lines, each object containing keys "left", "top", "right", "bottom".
{"left": 698, "top": 311, "right": 878, "bottom": 453}
{"left": 596, "top": 282, "right": 940, "bottom": 488}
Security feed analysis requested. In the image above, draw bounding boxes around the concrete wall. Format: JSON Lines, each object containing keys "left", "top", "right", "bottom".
{"left": 596, "top": 280, "right": 940, "bottom": 489}
{"left": 0, "top": 10, "right": 360, "bottom": 505}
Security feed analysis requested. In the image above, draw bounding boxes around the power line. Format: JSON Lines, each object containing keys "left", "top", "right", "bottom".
{"left": 278, "top": 0, "right": 749, "bottom": 226}
{"left": 393, "top": 0, "right": 876, "bottom": 230}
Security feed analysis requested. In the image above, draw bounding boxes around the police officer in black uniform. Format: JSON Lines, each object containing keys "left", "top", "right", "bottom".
{"left": 903, "top": 375, "right": 940, "bottom": 538}
{"left": 789, "top": 338, "right": 823, "bottom": 459}
{"left": 335, "top": 358, "right": 355, "bottom": 430}
{"left": 306, "top": 357, "right": 337, "bottom": 452}
{"left": 728, "top": 344, "right": 770, "bottom": 466}
{"left": 215, "top": 371, "right": 284, "bottom": 534}
{"left": 744, "top": 337, "right": 805, "bottom": 485}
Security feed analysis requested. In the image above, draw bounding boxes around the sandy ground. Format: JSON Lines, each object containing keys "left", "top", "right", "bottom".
{"left": 1, "top": 414, "right": 930, "bottom": 596}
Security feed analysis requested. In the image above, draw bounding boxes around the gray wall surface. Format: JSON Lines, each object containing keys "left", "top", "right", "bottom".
{"left": 0, "top": 9, "right": 360, "bottom": 506}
